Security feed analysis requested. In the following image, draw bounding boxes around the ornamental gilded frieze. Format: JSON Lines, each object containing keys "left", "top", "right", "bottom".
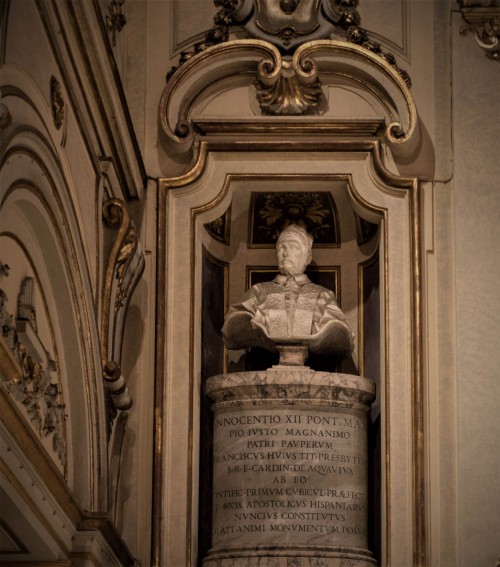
{"left": 0, "top": 266, "right": 67, "bottom": 471}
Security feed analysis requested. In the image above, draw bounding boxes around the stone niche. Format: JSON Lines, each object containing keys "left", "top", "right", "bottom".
{"left": 157, "top": 141, "right": 423, "bottom": 566}
{"left": 197, "top": 178, "right": 382, "bottom": 566}
{"left": 203, "top": 368, "right": 376, "bottom": 566}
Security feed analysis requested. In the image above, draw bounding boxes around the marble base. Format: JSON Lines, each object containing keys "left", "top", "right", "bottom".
{"left": 204, "top": 368, "right": 377, "bottom": 566}
{"left": 204, "top": 545, "right": 377, "bottom": 566}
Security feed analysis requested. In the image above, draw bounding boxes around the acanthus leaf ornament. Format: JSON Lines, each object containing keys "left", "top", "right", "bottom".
{"left": 255, "top": 54, "right": 323, "bottom": 115}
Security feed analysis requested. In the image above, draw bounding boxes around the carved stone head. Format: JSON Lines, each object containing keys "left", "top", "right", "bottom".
{"left": 276, "top": 224, "right": 313, "bottom": 276}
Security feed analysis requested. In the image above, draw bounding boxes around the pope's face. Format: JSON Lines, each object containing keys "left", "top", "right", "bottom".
{"left": 277, "top": 236, "right": 311, "bottom": 276}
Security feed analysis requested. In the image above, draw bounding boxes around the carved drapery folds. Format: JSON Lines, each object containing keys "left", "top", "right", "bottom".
{"left": 459, "top": 1, "right": 500, "bottom": 61}
{"left": 101, "top": 198, "right": 145, "bottom": 429}
{"left": 0, "top": 268, "right": 67, "bottom": 470}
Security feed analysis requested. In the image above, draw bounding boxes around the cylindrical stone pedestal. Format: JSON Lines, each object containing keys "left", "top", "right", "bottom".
{"left": 203, "top": 368, "right": 377, "bottom": 567}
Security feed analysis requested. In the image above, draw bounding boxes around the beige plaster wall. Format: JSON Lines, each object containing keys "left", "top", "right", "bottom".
{"left": 451, "top": 11, "right": 500, "bottom": 567}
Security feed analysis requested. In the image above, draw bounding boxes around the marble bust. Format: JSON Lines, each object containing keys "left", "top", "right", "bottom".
{"left": 222, "top": 224, "right": 354, "bottom": 359}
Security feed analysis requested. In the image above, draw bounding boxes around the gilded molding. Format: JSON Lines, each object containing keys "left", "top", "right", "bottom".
{"left": 158, "top": 40, "right": 418, "bottom": 158}
{"left": 293, "top": 41, "right": 417, "bottom": 146}
{"left": 459, "top": 5, "right": 500, "bottom": 61}
{"left": 101, "top": 198, "right": 145, "bottom": 424}
{"left": 159, "top": 40, "right": 281, "bottom": 155}
{"left": 256, "top": 56, "right": 323, "bottom": 114}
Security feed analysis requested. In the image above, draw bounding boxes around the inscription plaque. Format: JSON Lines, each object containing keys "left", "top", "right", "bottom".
{"left": 213, "top": 407, "right": 368, "bottom": 548}
{"left": 204, "top": 369, "right": 377, "bottom": 566}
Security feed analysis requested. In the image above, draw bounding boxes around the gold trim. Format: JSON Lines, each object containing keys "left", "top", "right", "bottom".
{"left": 151, "top": 181, "right": 166, "bottom": 567}
{"left": 293, "top": 40, "right": 416, "bottom": 145}
{"left": 154, "top": 141, "right": 425, "bottom": 566}
{"left": 101, "top": 197, "right": 139, "bottom": 363}
{"left": 188, "top": 176, "right": 233, "bottom": 565}
{"left": 459, "top": 6, "right": 500, "bottom": 61}
{"left": 194, "top": 118, "right": 385, "bottom": 137}
{"left": 410, "top": 179, "right": 425, "bottom": 565}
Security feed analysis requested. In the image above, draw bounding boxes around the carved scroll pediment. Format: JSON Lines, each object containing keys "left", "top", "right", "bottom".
{"left": 159, "top": 39, "right": 418, "bottom": 160}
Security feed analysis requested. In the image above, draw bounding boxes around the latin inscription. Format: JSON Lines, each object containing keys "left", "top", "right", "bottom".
{"left": 211, "top": 407, "right": 369, "bottom": 548}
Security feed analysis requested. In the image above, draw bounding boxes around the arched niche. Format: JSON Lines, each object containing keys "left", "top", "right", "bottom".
{"left": 0, "top": 129, "right": 107, "bottom": 512}
{"left": 155, "top": 141, "right": 423, "bottom": 567}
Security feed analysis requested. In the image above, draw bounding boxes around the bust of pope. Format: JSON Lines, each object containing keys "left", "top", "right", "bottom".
{"left": 221, "top": 224, "right": 354, "bottom": 357}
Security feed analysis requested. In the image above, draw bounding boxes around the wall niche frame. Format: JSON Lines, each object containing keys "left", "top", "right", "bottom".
{"left": 154, "top": 138, "right": 424, "bottom": 567}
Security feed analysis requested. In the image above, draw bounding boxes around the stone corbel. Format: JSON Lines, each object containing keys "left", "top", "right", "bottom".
{"left": 458, "top": 1, "right": 500, "bottom": 60}
{"left": 101, "top": 198, "right": 145, "bottom": 420}
{"left": 158, "top": 39, "right": 418, "bottom": 159}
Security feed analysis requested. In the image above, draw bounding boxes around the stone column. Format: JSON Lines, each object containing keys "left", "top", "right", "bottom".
{"left": 203, "top": 368, "right": 377, "bottom": 567}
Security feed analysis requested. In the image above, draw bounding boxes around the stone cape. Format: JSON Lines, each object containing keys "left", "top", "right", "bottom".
{"left": 222, "top": 277, "right": 354, "bottom": 356}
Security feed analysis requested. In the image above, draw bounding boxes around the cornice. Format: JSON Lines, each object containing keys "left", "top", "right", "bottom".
{"left": 0, "top": 385, "right": 135, "bottom": 565}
